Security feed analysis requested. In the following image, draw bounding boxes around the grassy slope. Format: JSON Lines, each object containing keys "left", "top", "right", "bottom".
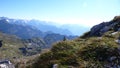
{"left": 28, "top": 31, "right": 120, "bottom": 67}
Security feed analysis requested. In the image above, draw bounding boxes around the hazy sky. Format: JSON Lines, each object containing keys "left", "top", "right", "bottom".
{"left": 0, "top": 0, "right": 120, "bottom": 27}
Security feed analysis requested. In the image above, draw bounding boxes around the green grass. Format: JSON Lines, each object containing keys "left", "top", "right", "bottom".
{"left": 29, "top": 31, "right": 120, "bottom": 68}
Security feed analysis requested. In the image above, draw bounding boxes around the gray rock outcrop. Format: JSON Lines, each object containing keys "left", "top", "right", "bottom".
{"left": 89, "top": 16, "right": 120, "bottom": 36}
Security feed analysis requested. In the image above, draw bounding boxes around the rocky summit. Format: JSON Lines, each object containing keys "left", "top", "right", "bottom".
{"left": 89, "top": 16, "right": 120, "bottom": 36}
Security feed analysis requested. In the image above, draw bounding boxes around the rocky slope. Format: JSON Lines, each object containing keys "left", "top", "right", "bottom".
{"left": 28, "top": 16, "right": 120, "bottom": 68}
{"left": 0, "top": 32, "right": 47, "bottom": 59}
{"left": 0, "top": 32, "right": 24, "bottom": 59}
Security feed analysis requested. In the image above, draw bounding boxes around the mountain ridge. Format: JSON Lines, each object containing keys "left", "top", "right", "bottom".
{"left": 28, "top": 16, "right": 120, "bottom": 68}
{"left": 0, "top": 17, "right": 77, "bottom": 57}
{"left": 0, "top": 17, "right": 90, "bottom": 36}
{"left": 0, "top": 17, "right": 73, "bottom": 36}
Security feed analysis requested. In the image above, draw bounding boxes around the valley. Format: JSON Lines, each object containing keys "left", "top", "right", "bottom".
{"left": 0, "top": 17, "right": 78, "bottom": 67}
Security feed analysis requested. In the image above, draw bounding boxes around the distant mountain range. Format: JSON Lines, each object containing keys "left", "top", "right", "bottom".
{"left": 0, "top": 17, "right": 73, "bottom": 36}
{"left": 0, "top": 17, "right": 78, "bottom": 50}
{"left": 0, "top": 17, "right": 90, "bottom": 36}
{"left": 0, "top": 17, "right": 78, "bottom": 38}
{"left": 0, "top": 18, "right": 44, "bottom": 39}
{"left": 0, "top": 17, "right": 79, "bottom": 59}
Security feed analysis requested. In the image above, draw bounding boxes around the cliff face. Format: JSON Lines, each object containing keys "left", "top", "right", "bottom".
{"left": 89, "top": 16, "right": 120, "bottom": 36}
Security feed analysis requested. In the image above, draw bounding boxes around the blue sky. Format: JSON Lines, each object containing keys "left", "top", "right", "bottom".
{"left": 0, "top": 0, "right": 120, "bottom": 27}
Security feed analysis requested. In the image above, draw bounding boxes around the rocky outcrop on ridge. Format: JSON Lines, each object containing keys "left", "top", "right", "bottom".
{"left": 89, "top": 16, "right": 120, "bottom": 36}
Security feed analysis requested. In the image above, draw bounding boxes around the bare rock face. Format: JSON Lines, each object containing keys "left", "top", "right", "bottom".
{"left": 89, "top": 16, "right": 120, "bottom": 36}
{"left": 90, "top": 22, "right": 106, "bottom": 36}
